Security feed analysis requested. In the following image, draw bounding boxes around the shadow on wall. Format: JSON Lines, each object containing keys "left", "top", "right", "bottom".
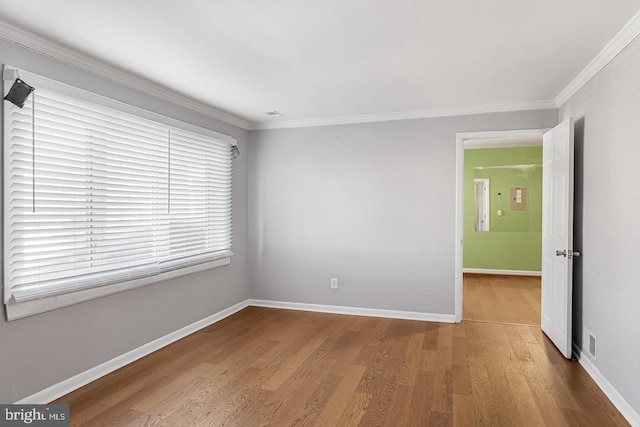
{"left": 572, "top": 116, "right": 585, "bottom": 349}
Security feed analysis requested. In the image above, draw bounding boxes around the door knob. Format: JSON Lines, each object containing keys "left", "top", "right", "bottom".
{"left": 556, "top": 249, "right": 581, "bottom": 258}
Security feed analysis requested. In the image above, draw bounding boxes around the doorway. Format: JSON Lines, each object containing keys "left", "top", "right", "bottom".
{"left": 454, "top": 129, "right": 547, "bottom": 323}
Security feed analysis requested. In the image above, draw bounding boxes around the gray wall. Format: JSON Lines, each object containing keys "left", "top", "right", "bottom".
{"left": 0, "top": 39, "right": 249, "bottom": 403}
{"left": 559, "top": 34, "right": 640, "bottom": 415}
{"left": 248, "top": 110, "right": 557, "bottom": 314}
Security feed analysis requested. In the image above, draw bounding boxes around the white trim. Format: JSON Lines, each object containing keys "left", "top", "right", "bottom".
{"left": 464, "top": 137, "right": 542, "bottom": 150}
{"left": 458, "top": 129, "right": 548, "bottom": 142}
{"left": 463, "top": 268, "right": 542, "bottom": 277}
{"left": 251, "top": 100, "right": 557, "bottom": 130}
{"left": 13, "top": 297, "right": 639, "bottom": 427}
{"left": 555, "top": 9, "right": 640, "bottom": 107}
{"left": 0, "top": 22, "right": 555, "bottom": 131}
{"left": 14, "top": 299, "right": 250, "bottom": 404}
{"left": 455, "top": 134, "right": 465, "bottom": 323}
{"left": 2, "top": 8, "right": 639, "bottom": 131}
{"left": 455, "top": 129, "right": 547, "bottom": 325}
{"left": 6, "top": 258, "right": 231, "bottom": 320}
{"left": 14, "top": 298, "right": 456, "bottom": 404}
{"left": 0, "top": 20, "right": 251, "bottom": 130}
{"left": 248, "top": 299, "right": 456, "bottom": 323}
{"left": 573, "top": 344, "right": 640, "bottom": 427}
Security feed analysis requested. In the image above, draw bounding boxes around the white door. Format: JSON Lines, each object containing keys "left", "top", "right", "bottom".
{"left": 541, "top": 117, "right": 575, "bottom": 359}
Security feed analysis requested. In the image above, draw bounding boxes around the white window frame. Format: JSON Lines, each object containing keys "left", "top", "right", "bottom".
{"left": 2, "top": 67, "right": 236, "bottom": 320}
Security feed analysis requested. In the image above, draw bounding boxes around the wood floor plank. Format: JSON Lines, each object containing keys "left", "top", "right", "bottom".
{"left": 571, "top": 389, "right": 631, "bottom": 427}
{"left": 201, "top": 338, "right": 279, "bottom": 383}
{"left": 364, "top": 318, "right": 392, "bottom": 347}
{"left": 431, "top": 325, "right": 453, "bottom": 414}
{"left": 314, "top": 365, "right": 367, "bottom": 426}
{"left": 468, "top": 355, "right": 500, "bottom": 426}
{"left": 430, "top": 410, "right": 453, "bottom": 427}
{"left": 84, "top": 375, "right": 173, "bottom": 426}
{"left": 408, "top": 371, "right": 434, "bottom": 426}
{"left": 500, "top": 349, "right": 545, "bottom": 426}
{"left": 328, "top": 329, "right": 370, "bottom": 376}
{"left": 422, "top": 321, "right": 440, "bottom": 351}
{"left": 397, "top": 321, "right": 425, "bottom": 386}
{"left": 220, "top": 357, "right": 337, "bottom": 426}
{"left": 418, "top": 349, "right": 438, "bottom": 372}
{"left": 452, "top": 364, "right": 472, "bottom": 396}
{"left": 453, "top": 393, "right": 475, "bottom": 427}
{"left": 451, "top": 336, "right": 468, "bottom": 366}
{"left": 503, "top": 324, "right": 535, "bottom": 362}
{"left": 261, "top": 335, "right": 327, "bottom": 391}
{"left": 336, "top": 392, "right": 371, "bottom": 427}
{"left": 357, "top": 358, "right": 402, "bottom": 426}
{"left": 520, "top": 361, "right": 572, "bottom": 426}
{"left": 54, "top": 306, "right": 629, "bottom": 426}
{"left": 282, "top": 373, "right": 342, "bottom": 427}
{"left": 353, "top": 344, "right": 377, "bottom": 367}
{"left": 526, "top": 342, "right": 582, "bottom": 410}
{"left": 68, "top": 403, "right": 109, "bottom": 427}
{"left": 386, "top": 384, "right": 414, "bottom": 426}
{"left": 483, "top": 345, "right": 524, "bottom": 426}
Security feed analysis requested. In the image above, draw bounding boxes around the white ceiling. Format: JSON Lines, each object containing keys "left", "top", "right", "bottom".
{"left": 1, "top": 1, "right": 639, "bottom": 129}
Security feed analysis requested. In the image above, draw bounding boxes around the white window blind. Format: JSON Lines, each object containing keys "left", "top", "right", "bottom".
{"left": 4, "top": 85, "right": 234, "bottom": 305}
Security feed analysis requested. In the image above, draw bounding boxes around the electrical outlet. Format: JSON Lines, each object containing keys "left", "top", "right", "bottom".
{"left": 330, "top": 278, "right": 338, "bottom": 289}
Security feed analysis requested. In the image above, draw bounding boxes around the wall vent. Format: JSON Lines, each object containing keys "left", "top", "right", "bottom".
{"left": 584, "top": 328, "right": 597, "bottom": 360}
{"left": 589, "top": 334, "right": 597, "bottom": 359}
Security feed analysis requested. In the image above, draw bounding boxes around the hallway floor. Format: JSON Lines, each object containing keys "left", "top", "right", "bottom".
{"left": 463, "top": 273, "right": 541, "bottom": 326}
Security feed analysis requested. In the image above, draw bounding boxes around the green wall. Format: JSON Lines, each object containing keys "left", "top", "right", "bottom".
{"left": 464, "top": 146, "right": 542, "bottom": 271}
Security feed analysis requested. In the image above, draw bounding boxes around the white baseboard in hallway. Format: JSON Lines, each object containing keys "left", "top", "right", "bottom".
{"left": 572, "top": 344, "right": 640, "bottom": 427}
{"left": 463, "top": 268, "right": 541, "bottom": 277}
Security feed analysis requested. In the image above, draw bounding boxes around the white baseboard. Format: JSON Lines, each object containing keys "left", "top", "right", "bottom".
{"left": 15, "top": 300, "right": 250, "bottom": 404}
{"left": 16, "top": 298, "right": 455, "bottom": 404}
{"left": 248, "top": 299, "right": 456, "bottom": 323}
{"left": 14, "top": 295, "right": 639, "bottom": 427}
{"left": 463, "top": 268, "right": 542, "bottom": 277}
{"left": 573, "top": 344, "right": 640, "bottom": 426}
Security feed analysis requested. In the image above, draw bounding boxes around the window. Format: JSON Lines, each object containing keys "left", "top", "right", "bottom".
{"left": 3, "top": 70, "right": 235, "bottom": 319}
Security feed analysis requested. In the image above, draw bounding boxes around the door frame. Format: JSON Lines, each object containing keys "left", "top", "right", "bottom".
{"left": 454, "top": 128, "right": 548, "bottom": 322}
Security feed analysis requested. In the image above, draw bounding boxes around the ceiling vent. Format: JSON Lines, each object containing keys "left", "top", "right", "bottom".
{"left": 265, "top": 110, "right": 285, "bottom": 118}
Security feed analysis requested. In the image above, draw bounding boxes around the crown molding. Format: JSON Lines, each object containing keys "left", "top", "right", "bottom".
{"left": 5, "top": 8, "right": 640, "bottom": 132}
{"left": 555, "top": 9, "right": 640, "bottom": 107}
{"left": 0, "top": 19, "right": 252, "bottom": 130}
{"left": 250, "top": 99, "right": 557, "bottom": 130}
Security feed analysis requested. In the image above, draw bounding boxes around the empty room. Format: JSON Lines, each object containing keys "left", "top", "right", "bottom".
{"left": 1, "top": 1, "right": 639, "bottom": 426}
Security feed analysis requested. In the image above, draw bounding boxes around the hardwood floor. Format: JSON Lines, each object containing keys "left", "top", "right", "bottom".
{"left": 463, "top": 274, "right": 541, "bottom": 326}
{"left": 54, "top": 306, "right": 628, "bottom": 426}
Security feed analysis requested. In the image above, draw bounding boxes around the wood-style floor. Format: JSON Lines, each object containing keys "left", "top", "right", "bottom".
{"left": 55, "top": 305, "right": 628, "bottom": 426}
{"left": 463, "top": 273, "right": 541, "bottom": 325}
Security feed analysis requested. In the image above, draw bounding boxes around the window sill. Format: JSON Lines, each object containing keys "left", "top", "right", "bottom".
{"left": 5, "top": 257, "right": 231, "bottom": 321}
